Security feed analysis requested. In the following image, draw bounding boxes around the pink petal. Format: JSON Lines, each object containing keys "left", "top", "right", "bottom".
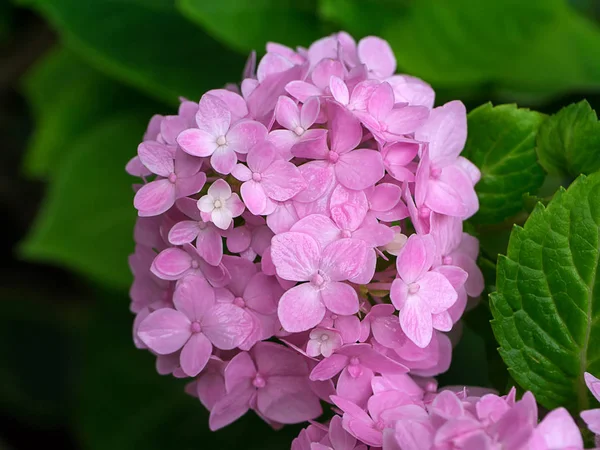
{"left": 247, "top": 140, "right": 276, "bottom": 173}
{"left": 134, "top": 179, "right": 176, "bottom": 217}
{"left": 337, "top": 365, "right": 375, "bottom": 407}
{"left": 209, "top": 382, "right": 253, "bottom": 431}
{"left": 173, "top": 146, "right": 202, "bottom": 177}
{"left": 387, "top": 75, "right": 435, "bottom": 108}
{"left": 300, "top": 96, "right": 320, "bottom": 129}
{"left": 252, "top": 341, "right": 311, "bottom": 377}
{"left": 358, "top": 36, "right": 396, "bottom": 78}
{"left": 268, "top": 129, "right": 298, "bottom": 160}
{"left": 176, "top": 197, "right": 202, "bottom": 221}
{"left": 257, "top": 52, "right": 294, "bottom": 82}
{"left": 321, "top": 282, "right": 359, "bottom": 316}
{"left": 231, "top": 163, "right": 252, "bottom": 182}
{"left": 290, "top": 129, "right": 329, "bottom": 159}
{"left": 226, "top": 193, "right": 245, "bottom": 217}
{"left": 395, "top": 234, "right": 436, "bottom": 282}
{"left": 137, "top": 141, "right": 174, "bottom": 177}
{"left": 311, "top": 58, "right": 345, "bottom": 89}
{"left": 197, "top": 94, "right": 231, "bottom": 135}
{"left": 210, "top": 146, "right": 237, "bottom": 174}
{"left": 137, "top": 308, "right": 191, "bottom": 354}
{"left": 384, "top": 106, "right": 430, "bottom": 136}
{"left": 329, "top": 101, "right": 362, "bottom": 154}
{"left": 285, "top": 80, "right": 322, "bottom": 103}
{"left": 224, "top": 351, "right": 257, "bottom": 392}
{"left": 418, "top": 271, "right": 458, "bottom": 313}
{"left": 367, "top": 82, "right": 394, "bottom": 122}
{"left": 244, "top": 273, "right": 281, "bottom": 315}
{"left": 262, "top": 160, "right": 307, "bottom": 201}
{"left": 175, "top": 171, "right": 206, "bottom": 198}
{"left": 329, "top": 185, "right": 368, "bottom": 231}
{"left": 310, "top": 353, "right": 349, "bottom": 381}
{"left": 432, "top": 310, "right": 453, "bottom": 332}
{"left": 399, "top": 296, "right": 433, "bottom": 348}
{"left": 275, "top": 95, "right": 301, "bottom": 131}
{"left": 151, "top": 247, "right": 192, "bottom": 280}
{"left": 125, "top": 155, "right": 151, "bottom": 177}
{"left": 205, "top": 88, "right": 248, "bottom": 121}
{"left": 335, "top": 315, "right": 361, "bottom": 344}
{"left": 226, "top": 225, "right": 251, "bottom": 253}
{"left": 387, "top": 420, "right": 433, "bottom": 450}
{"left": 180, "top": 332, "right": 212, "bottom": 376}
{"left": 168, "top": 220, "right": 200, "bottom": 245}
{"left": 353, "top": 221, "right": 394, "bottom": 248}
{"left": 226, "top": 119, "right": 267, "bottom": 155}
{"left": 177, "top": 128, "right": 216, "bottom": 157}
{"left": 290, "top": 214, "right": 339, "bottom": 249}
{"left": 320, "top": 239, "right": 367, "bottom": 281}
{"left": 372, "top": 315, "right": 406, "bottom": 349}
{"left": 330, "top": 76, "right": 349, "bottom": 105}
{"left": 241, "top": 180, "right": 268, "bottom": 215}
{"left": 196, "top": 226, "right": 223, "bottom": 266}
{"left": 266, "top": 201, "right": 299, "bottom": 233}
{"left": 336, "top": 150, "right": 384, "bottom": 190}
{"left": 585, "top": 372, "right": 600, "bottom": 401}
{"left": 271, "top": 232, "right": 321, "bottom": 281}
{"left": 277, "top": 283, "right": 326, "bottom": 332}
{"left": 202, "top": 303, "right": 254, "bottom": 350}
{"left": 329, "top": 415, "right": 357, "bottom": 450}
{"left": 536, "top": 407, "right": 583, "bottom": 448}
{"left": 293, "top": 161, "right": 336, "bottom": 203}
{"left": 173, "top": 275, "right": 216, "bottom": 321}
{"left": 415, "top": 101, "right": 466, "bottom": 167}
{"left": 257, "top": 375, "right": 322, "bottom": 424}
{"left": 349, "top": 247, "right": 377, "bottom": 285}
{"left": 581, "top": 409, "right": 600, "bottom": 435}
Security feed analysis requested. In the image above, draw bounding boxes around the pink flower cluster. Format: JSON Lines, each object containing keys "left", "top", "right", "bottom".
{"left": 126, "top": 33, "right": 595, "bottom": 448}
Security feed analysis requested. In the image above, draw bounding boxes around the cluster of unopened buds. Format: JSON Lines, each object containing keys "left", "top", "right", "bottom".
{"left": 126, "top": 32, "right": 599, "bottom": 449}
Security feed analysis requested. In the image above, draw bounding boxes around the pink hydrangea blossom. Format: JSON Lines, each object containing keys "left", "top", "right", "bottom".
{"left": 123, "top": 31, "right": 585, "bottom": 450}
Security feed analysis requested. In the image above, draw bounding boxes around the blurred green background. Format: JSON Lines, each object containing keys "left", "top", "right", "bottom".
{"left": 2, "top": 0, "right": 600, "bottom": 448}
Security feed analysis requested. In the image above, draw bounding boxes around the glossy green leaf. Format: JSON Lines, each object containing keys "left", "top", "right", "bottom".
{"left": 19, "top": 112, "right": 146, "bottom": 289}
{"left": 463, "top": 103, "right": 546, "bottom": 224}
{"left": 19, "top": 0, "right": 246, "bottom": 104}
{"left": 22, "top": 48, "right": 154, "bottom": 179}
{"left": 382, "top": 0, "right": 600, "bottom": 96}
{"left": 490, "top": 172, "right": 600, "bottom": 412}
{"left": 536, "top": 100, "right": 600, "bottom": 178}
{"left": 177, "top": 0, "right": 323, "bottom": 54}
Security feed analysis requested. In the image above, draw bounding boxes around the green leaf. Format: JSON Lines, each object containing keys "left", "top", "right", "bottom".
{"left": 382, "top": 0, "right": 600, "bottom": 97}
{"left": 536, "top": 100, "right": 600, "bottom": 178}
{"left": 22, "top": 48, "right": 155, "bottom": 179}
{"left": 490, "top": 172, "right": 600, "bottom": 413}
{"left": 318, "top": 0, "right": 409, "bottom": 39}
{"left": 20, "top": 0, "right": 246, "bottom": 104}
{"left": 76, "top": 294, "right": 302, "bottom": 450}
{"left": 463, "top": 103, "right": 546, "bottom": 224}
{"left": 177, "top": 0, "right": 323, "bottom": 54}
{"left": 19, "top": 112, "right": 146, "bottom": 289}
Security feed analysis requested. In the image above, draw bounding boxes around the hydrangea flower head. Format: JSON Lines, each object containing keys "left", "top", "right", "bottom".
{"left": 123, "top": 31, "right": 585, "bottom": 449}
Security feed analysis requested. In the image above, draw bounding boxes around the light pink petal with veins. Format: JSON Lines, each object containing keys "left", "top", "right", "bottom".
{"left": 311, "top": 58, "right": 345, "bottom": 89}
{"left": 301, "top": 96, "right": 320, "bottom": 128}
{"left": 173, "top": 275, "right": 215, "bottom": 321}
{"left": 137, "top": 308, "right": 191, "bottom": 354}
{"left": 227, "top": 120, "right": 267, "bottom": 155}
{"left": 399, "top": 295, "right": 433, "bottom": 348}
{"left": 262, "top": 160, "right": 307, "bottom": 201}
{"left": 320, "top": 238, "right": 367, "bottom": 281}
{"left": 137, "top": 141, "right": 174, "bottom": 177}
{"left": 291, "top": 130, "right": 329, "bottom": 159}
{"left": 291, "top": 214, "right": 339, "bottom": 249}
{"left": 202, "top": 303, "right": 254, "bottom": 350}
{"left": 209, "top": 382, "right": 253, "bottom": 431}
{"left": 581, "top": 409, "right": 600, "bottom": 434}
{"left": 278, "top": 284, "right": 326, "bottom": 332}
{"left": 329, "top": 101, "right": 362, "bottom": 154}
{"left": 321, "top": 282, "right": 359, "bottom": 316}
{"left": 535, "top": 407, "right": 583, "bottom": 449}
{"left": 358, "top": 36, "right": 396, "bottom": 78}
{"left": 210, "top": 146, "right": 237, "bottom": 174}
{"left": 241, "top": 180, "right": 268, "bottom": 215}
{"left": 396, "top": 234, "right": 436, "bottom": 282}
{"left": 134, "top": 179, "right": 176, "bottom": 217}
{"left": 336, "top": 150, "right": 384, "bottom": 190}
{"left": 175, "top": 171, "right": 206, "bottom": 198}
{"left": 293, "top": 161, "right": 336, "bottom": 203}
{"left": 196, "top": 94, "right": 231, "bottom": 134}
{"left": 177, "top": 128, "right": 218, "bottom": 157}
{"left": 275, "top": 95, "right": 301, "bottom": 130}
{"left": 418, "top": 271, "right": 458, "bottom": 313}
{"left": 231, "top": 163, "right": 252, "bottom": 182}
{"left": 271, "top": 231, "right": 321, "bottom": 281}
{"left": 151, "top": 247, "right": 191, "bottom": 280}
{"left": 329, "top": 185, "right": 368, "bottom": 231}
{"left": 337, "top": 366, "right": 374, "bottom": 407}
{"left": 206, "top": 88, "right": 248, "bottom": 121}
{"left": 387, "top": 75, "right": 435, "bottom": 109}
{"left": 211, "top": 206, "right": 233, "bottom": 230}
{"left": 286, "top": 80, "right": 322, "bottom": 103}
{"left": 257, "top": 52, "right": 294, "bottom": 82}
{"left": 257, "top": 375, "right": 322, "bottom": 424}
{"left": 196, "top": 225, "right": 223, "bottom": 266}
{"left": 385, "top": 106, "right": 430, "bottom": 136}
{"left": 180, "top": 332, "right": 212, "bottom": 376}
{"left": 330, "top": 76, "right": 350, "bottom": 105}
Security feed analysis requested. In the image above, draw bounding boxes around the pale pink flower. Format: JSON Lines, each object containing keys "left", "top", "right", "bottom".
{"left": 177, "top": 94, "right": 266, "bottom": 174}
{"left": 270, "top": 232, "right": 368, "bottom": 332}
{"left": 581, "top": 372, "right": 600, "bottom": 437}
{"left": 137, "top": 276, "right": 254, "bottom": 376}
{"left": 197, "top": 179, "right": 244, "bottom": 230}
